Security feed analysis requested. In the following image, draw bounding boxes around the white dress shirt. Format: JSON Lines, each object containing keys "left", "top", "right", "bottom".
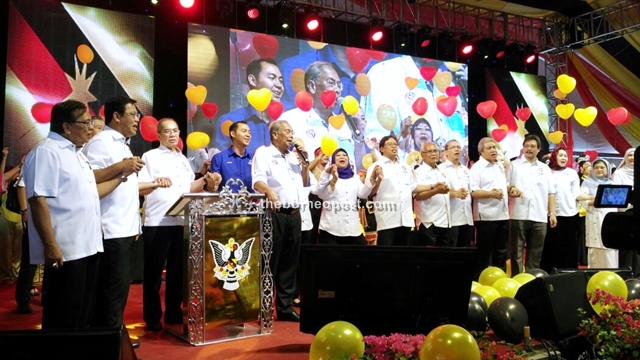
{"left": 252, "top": 145, "right": 303, "bottom": 207}
{"left": 312, "top": 171, "right": 365, "bottom": 236}
{"left": 139, "top": 145, "right": 195, "bottom": 226}
{"left": 83, "top": 126, "right": 141, "bottom": 239}
{"left": 358, "top": 156, "right": 417, "bottom": 231}
{"left": 299, "top": 175, "right": 317, "bottom": 231}
{"left": 552, "top": 167, "right": 581, "bottom": 217}
{"left": 438, "top": 160, "right": 473, "bottom": 226}
{"left": 24, "top": 132, "right": 103, "bottom": 264}
{"left": 469, "top": 157, "right": 509, "bottom": 221}
{"left": 414, "top": 163, "right": 451, "bottom": 228}
{"left": 507, "top": 158, "right": 555, "bottom": 223}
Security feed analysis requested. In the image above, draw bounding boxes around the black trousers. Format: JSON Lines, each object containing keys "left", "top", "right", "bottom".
{"left": 453, "top": 224, "right": 474, "bottom": 247}
{"left": 377, "top": 226, "right": 411, "bottom": 246}
{"left": 42, "top": 253, "right": 99, "bottom": 329}
{"left": 540, "top": 214, "right": 579, "bottom": 273}
{"left": 474, "top": 220, "right": 509, "bottom": 280}
{"left": 577, "top": 216, "right": 588, "bottom": 265}
{"left": 414, "top": 224, "right": 456, "bottom": 247}
{"left": 271, "top": 211, "right": 301, "bottom": 315}
{"left": 143, "top": 226, "right": 184, "bottom": 325}
{"left": 308, "top": 194, "right": 322, "bottom": 244}
{"left": 92, "top": 236, "right": 135, "bottom": 328}
{"left": 15, "top": 222, "right": 37, "bottom": 308}
{"left": 318, "top": 230, "right": 366, "bottom": 245}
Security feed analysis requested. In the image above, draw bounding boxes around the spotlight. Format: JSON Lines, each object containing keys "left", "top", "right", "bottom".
{"left": 458, "top": 35, "right": 474, "bottom": 56}
{"left": 246, "top": 0, "right": 261, "bottom": 20}
{"left": 279, "top": 12, "right": 291, "bottom": 29}
{"left": 395, "top": 24, "right": 409, "bottom": 48}
{"left": 306, "top": 15, "right": 320, "bottom": 31}
{"left": 495, "top": 39, "right": 506, "bottom": 59}
{"left": 370, "top": 19, "right": 385, "bottom": 42}
{"left": 151, "top": 0, "right": 158, "bottom": 5}
{"left": 277, "top": 1, "right": 293, "bottom": 30}
{"left": 417, "top": 26, "right": 432, "bottom": 48}
{"left": 524, "top": 44, "right": 538, "bottom": 64}
{"left": 180, "top": 0, "right": 194, "bottom": 8}
{"left": 302, "top": 7, "right": 321, "bottom": 32}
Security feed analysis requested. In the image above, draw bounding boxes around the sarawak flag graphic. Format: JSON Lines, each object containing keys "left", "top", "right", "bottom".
{"left": 4, "top": 0, "right": 155, "bottom": 163}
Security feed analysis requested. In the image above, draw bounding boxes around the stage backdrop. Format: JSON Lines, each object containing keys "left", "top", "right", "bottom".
{"left": 187, "top": 24, "right": 469, "bottom": 171}
{"left": 3, "top": 0, "right": 155, "bottom": 165}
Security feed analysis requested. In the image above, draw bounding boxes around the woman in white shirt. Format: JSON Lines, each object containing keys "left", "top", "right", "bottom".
{"left": 540, "top": 147, "right": 593, "bottom": 272}
{"left": 612, "top": 148, "right": 636, "bottom": 275}
{"left": 312, "top": 149, "right": 367, "bottom": 245}
{"left": 581, "top": 159, "right": 617, "bottom": 268}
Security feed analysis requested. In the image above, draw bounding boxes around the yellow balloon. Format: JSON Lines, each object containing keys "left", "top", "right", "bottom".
{"left": 185, "top": 85, "right": 207, "bottom": 106}
{"left": 309, "top": 321, "right": 364, "bottom": 360}
{"left": 220, "top": 120, "right": 233, "bottom": 136}
{"left": 586, "top": 270, "right": 628, "bottom": 315}
{"left": 307, "top": 41, "right": 327, "bottom": 50}
{"left": 329, "top": 114, "right": 345, "bottom": 129}
{"left": 377, "top": 104, "right": 398, "bottom": 132}
{"left": 445, "top": 62, "right": 463, "bottom": 72}
{"left": 433, "top": 71, "right": 453, "bottom": 93}
{"left": 474, "top": 285, "right": 501, "bottom": 306}
{"left": 355, "top": 73, "right": 371, "bottom": 97}
{"left": 289, "top": 68, "right": 306, "bottom": 94}
{"left": 362, "top": 154, "right": 373, "bottom": 169}
{"left": 548, "top": 130, "right": 564, "bottom": 144}
{"left": 479, "top": 266, "right": 507, "bottom": 286}
{"left": 512, "top": 273, "right": 535, "bottom": 285}
{"left": 471, "top": 281, "right": 481, "bottom": 291}
{"left": 320, "top": 133, "right": 339, "bottom": 156}
{"left": 557, "top": 74, "right": 577, "bottom": 95}
{"left": 492, "top": 278, "right": 521, "bottom": 298}
{"left": 406, "top": 151, "right": 421, "bottom": 165}
{"left": 247, "top": 88, "right": 272, "bottom": 112}
{"left": 186, "top": 131, "right": 210, "bottom": 150}
{"left": 420, "top": 324, "right": 480, "bottom": 360}
{"left": 555, "top": 103, "right": 575, "bottom": 120}
{"left": 574, "top": 106, "right": 598, "bottom": 127}
{"left": 342, "top": 95, "right": 359, "bottom": 116}
{"left": 77, "top": 44, "right": 94, "bottom": 64}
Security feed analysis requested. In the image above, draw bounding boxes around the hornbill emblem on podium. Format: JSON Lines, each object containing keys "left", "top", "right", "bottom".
{"left": 208, "top": 237, "right": 255, "bottom": 290}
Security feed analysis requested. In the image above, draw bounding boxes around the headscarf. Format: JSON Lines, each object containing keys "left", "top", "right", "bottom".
{"left": 616, "top": 148, "right": 634, "bottom": 177}
{"left": 548, "top": 147, "right": 567, "bottom": 171}
{"left": 582, "top": 158, "right": 612, "bottom": 194}
{"left": 331, "top": 148, "right": 354, "bottom": 179}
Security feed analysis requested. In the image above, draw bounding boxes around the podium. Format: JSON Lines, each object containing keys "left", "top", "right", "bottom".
{"left": 165, "top": 181, "right": 273, "bottom": 345}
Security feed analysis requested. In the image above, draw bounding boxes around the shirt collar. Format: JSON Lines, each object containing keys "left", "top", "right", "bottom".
{"left": 49, "top": 132, "right": 77, "bottom": 150}
{"left": 225, "top": 146, "right": 251, "bottom": 159}
{"left": 102, "top": 125, "right": 128, "bottom": 144}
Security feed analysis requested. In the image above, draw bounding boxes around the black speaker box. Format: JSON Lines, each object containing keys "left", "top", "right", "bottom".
{"left": 514, "top": 272, "right": 595, "bottom": 341}
{"left": 0, "top": 325, "right": 136, "bottom": 360}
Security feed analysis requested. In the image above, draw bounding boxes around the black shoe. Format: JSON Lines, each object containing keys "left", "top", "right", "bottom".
{"left": 17, "top": 304, "right": 33, "bottom": 314}
{"left": 131, "top": 342, "right": 140, "bottom": 349}
{"left": 277, "top": 311, "right": 300, "bottom": 322}
{"left": 164, "top": 310, "right": 183, "bottom": 325}
{"left": 145, "top": 322, "right": 163, "bottom": 332}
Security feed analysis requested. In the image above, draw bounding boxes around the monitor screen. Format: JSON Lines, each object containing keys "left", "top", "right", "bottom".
{"left": 594, "top": 184, "right": 632, "bottom": 208}
{"left": 299, "top": 245, "right": 476, "bottom": 335}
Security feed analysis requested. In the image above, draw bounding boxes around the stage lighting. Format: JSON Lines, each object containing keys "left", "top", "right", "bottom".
{"left": 180, "top": 0, "right": 194, "bottom": 8}
{"left": 460, "top": 42, "right": 474, "bottom": 55}
{"left": 495, "top": 39, "right": 506, "bottom": 59}
{"left": 280, "top": 12, "right": 291, "bottom": 29}
{"left": 306, "top": 15, "right": 320, "bottom": 31}
{"left": 417, "top": 26, "right": 432, "bottom": 48}
{"left": 151, "top": 0, "right": 158, "bottom": 5}
{"left": 524, "top": 44, "right": 538, "bottom": 64}
{"left": 246, "top": 0, "right": 261, "bottom": 20}
{"left": 370, "top": 19, "right": 385, "bottom": 42}
{"left": 395, "top": 24, "right": 409, "bottom": 48}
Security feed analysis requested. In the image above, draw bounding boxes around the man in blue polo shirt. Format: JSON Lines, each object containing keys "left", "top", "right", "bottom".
{"left": 210, "top": 121, "right": 253, "bottom": 192}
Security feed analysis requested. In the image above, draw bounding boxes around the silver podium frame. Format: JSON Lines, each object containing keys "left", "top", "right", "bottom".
{"left": 165, "top": 181, "right": 273, "bottom": 346}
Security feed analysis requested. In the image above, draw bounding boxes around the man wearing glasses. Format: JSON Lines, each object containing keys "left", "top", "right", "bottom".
{"left": 83, "top": 96, "right": 147, "bottom": 329}
{"left": 23, "top": 100, "right": 125, "bottom": 328}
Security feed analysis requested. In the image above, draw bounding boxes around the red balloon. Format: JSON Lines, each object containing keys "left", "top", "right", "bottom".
{"left": 419, "top": 66, "right": 437, "bottom": 81}
{"left": 607, "top": 107, "right": 629, "bottom": 126}
{"left": 295, "top": 91, "right": 314, "bottom": 112}
{"left": 623, "top": 110, "right": 632, "bottom": 124}
{"left": 445, "top": 85, "right": 461, "bottom": 97}
{"left": 476, "top": 100, "right": 497, "bottom": 119}
{"left": 515, "top": 107, "right": 532, "bottom": 122}
{"left": 412, "top": 97, "right": 428, "bottom": 116}
{"left": 437, "top": 97, "right": 458, "bottom": 117}
{"left": 99, "top": 104, "right": 105, "bottom": 118}
{"left": 252, "top": 34, "right": 279, "bottom": 59}
{"left": 177, "top": 137, "right": 184, "bottom": 151}
{"left": 266, "top": 101, "right": 284, "bottom": 120}
{"left": 320, "top": 90, "right": 337, "bottom": 108}
{"left": 366, "top": 49, "right": 386, "bottom": 61}
{"left": 31, "top": 103, "right": 54, "bottom": 124}
{"left": 140, "top": 116, "right": 159, "bottom": 142}
{"left": 584, "top": 150, "right": 598, "bottom": 162}
{"left": 201, "top": 102, "right": 218, "bottom": 119}
{"left": 491, "top": 127, "right": 508, "bottom": 142}
{"left": 345, "top": 47, "right": 370, "bottom": 73}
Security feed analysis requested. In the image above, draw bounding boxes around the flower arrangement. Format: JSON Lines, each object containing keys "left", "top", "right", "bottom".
{"left": 578, "top": 289, "right": 640, "bottom": 360}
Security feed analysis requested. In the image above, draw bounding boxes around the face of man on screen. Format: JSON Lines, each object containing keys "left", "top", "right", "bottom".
{"left": 310, "top": 66, "right": 342, "bottom": 104}
{"left": 248, "top": 61, "right": 284, "bottom": 102}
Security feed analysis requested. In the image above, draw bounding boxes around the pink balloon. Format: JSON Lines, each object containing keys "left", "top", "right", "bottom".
{"left": 266, "top": 101, "right": 284, "bottom": 120}
{"left": 31, "top": 103, "right": 54, "bottom": 124}
{"left": 476, "top": 100, "right": 497, "bottom": 119}
{"left": 140, "top": 116, "right": 159, "bottom": 142}
{"left": 412, "top": 97, "right": 428, "bottom": 116}
{"left": 607, "top": 107, "right": 628, "bottom": 126}
{"left": 437, "top": 97, "right": 457, "bottom": 117}
{"left": 295, "top": 91, "right": 314, "bottom": 112}
{"left": 420, "top": 66, "right": 437, "bottom": 81}
{"left": 445, "top": 85, "right": 461, "bottom": 97}
{"left": 515, "top": 107, "right": 532, "bottom": 122}
{"left": 201, "top": 102, "right": 218, "bottom": 119}
{"left": 320, "top": 90, "right": 337, "bottom": 108}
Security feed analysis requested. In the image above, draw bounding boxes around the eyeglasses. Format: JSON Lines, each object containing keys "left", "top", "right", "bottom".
{"left": 162, "top": 128, "right": 180, "bottom": 135}
{"left": 124, "top": 112, "right": 141, "bottom": 119}
{"left": 446, "top": 145, "right": 461, "bottom": 150}
{"left": 74, "top": 120, "right": 95, "bottom": 127}
{"left": 321, "top": 77, "right": 343, "bottom": 90}
{"left": 384, "top": 142, "right": 398, "bottom": 147}
{"left": 421, "top": 149, "right": 439, "bottom": 154}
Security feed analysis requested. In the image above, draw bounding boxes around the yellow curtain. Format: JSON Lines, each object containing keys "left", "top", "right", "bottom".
{"left": 588, "top": 0, "right": 640, "bottom": 53}
{"left": 578, "top": 45, "right": 640, "bottom": 99}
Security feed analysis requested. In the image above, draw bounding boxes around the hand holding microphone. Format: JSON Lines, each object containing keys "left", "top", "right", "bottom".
{"left": 291, "top": 140, "right": 309, "bottom": 166}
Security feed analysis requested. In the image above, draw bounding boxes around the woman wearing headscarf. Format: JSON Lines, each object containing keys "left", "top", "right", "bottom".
{"left": 581, "top": 159, "right": 618, "bottom": 268}
{"left": 540, "top": 147, "right": 594, "bottom": 272}
{"left": 311, "top": 149, "right": 368, "bottom": 245}
{"left": 612, "top": 148, "right": 636, "bottom": 275}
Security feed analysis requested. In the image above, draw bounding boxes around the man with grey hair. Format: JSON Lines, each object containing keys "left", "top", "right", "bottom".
{"left": 252, "top": 120, "right": 309, "bottom": 322}
{"left": 469, "top": 137, "right": 513, "bottom": 280}
{"left": 281, "top": 61, "right": 353, "bottom": 161}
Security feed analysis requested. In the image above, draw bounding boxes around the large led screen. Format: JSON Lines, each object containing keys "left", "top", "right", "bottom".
{"left": 4, "top": 0, "right": 155, "bottom": 165}
{"left": 187, "top": 24, "right": 469, "bottom": 171}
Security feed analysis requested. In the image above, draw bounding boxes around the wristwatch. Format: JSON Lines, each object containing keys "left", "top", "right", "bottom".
{"left": 19, "top": 209, "right": 27, "bottom": 214}
{"left": 152, "top": 181, "right": 159, "bottom": 190}
{"left": 119, "top": 173, "right": 128, "bottom": 182}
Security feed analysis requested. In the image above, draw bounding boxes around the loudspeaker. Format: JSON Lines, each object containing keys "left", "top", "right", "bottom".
{"left": 0, "top": 325, "right": 136, "bottom": 360}
{"left": 551, "top": 267, "right": 634, "bottom": 280}
{"left": 514, "top": 272, "right": 595, "bottom": 341}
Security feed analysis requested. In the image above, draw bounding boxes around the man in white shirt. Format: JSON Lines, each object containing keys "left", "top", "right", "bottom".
{"left": 469, "top": 137, "right": 514, "bottom": 280}
{"left": 413, "top": 142, "right": 453, "bottom": 246}
{"left": 83, "top": 96, "right": 148, "bottom": 328}
{"left": 24, "top": 100, "right": 124, "bottom": 328}
{"left": 358, "top": 135, "right": 430, "bottom": 246}
{"left": 138, "top": 118, "right": 213, "bottom": 332}
{"left": 507, "top": 134, "right": 557, "bottom": 275}
{"left": 252, "top": 120, "right": 309, "bottom": 322}
{"left": 439, "top": 140, "right": 474, "bottom": 247}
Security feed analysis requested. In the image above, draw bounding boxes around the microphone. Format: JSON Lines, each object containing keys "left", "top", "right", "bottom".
{"left": 291, "top": 140, "right": 309, "bottom": 165}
